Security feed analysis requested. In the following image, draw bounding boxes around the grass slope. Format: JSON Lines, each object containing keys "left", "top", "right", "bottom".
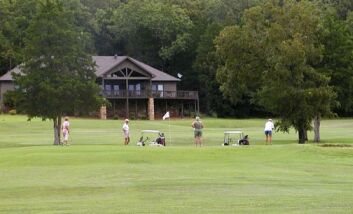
{"left": 0, "top": 115, "right": 352, "bottom": 213}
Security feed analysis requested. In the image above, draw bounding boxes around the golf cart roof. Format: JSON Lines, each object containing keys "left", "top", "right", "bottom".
{"left": 224, "top": 131, "right": 243, "bottom": 134}
{"left": 141, "top": 130, "right": 161, "bottom": 133}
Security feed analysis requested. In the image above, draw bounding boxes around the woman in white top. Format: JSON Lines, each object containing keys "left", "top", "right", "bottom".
{"left": 62, "top": 117, "right": 70, "bottom": 145}
{"left": 122, "top": 119, "right": 130, "bottom": 145}
{"left": 264, "top": 119, "right": 274, "bottom": 145}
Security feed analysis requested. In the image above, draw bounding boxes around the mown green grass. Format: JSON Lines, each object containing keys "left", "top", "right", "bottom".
{"left": 0, "top": 115, "right": 352, "bottom": 213}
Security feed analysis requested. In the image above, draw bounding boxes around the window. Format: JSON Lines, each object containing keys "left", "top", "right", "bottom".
{"left": 113, "top": 85, "right": 120, "bottom": 91}
{"left": 105, "top": 84, "right": 111, "bottom": 91}
{"left": 157, "top": 84, "right": 163, "bottom": 91}
{"left": 136, "top": 84, "right": 141, "bottom": 95}
{"left": 152, "top": 84, "right": 163, "bottom": 97}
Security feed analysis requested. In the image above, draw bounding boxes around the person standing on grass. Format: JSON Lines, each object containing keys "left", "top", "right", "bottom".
{"left": 62, "top": 117, "right": 70, "bottom": 145}
{"left": 264, "top": 118, "right": 275, "bottom": 145}
{"left": 122, "top": 119, "right": 130, "bottom": 145}
{"left": 192, "top": 116, "right": 204, "bottom": 147}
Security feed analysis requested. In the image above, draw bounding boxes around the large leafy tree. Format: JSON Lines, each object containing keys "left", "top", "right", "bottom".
{"left": 318, "top": 12, "right": 353, "bottom": 116}
{"left": 0, "top": 0, "right": 38, "bottom": 75}
{"left": 13, "top": 0, "right": 102, "bottom": 145}
{"left": 192, "top": 0, "right": 264, "bottom": 116}
{"left": 108, "top": 0, "right": 193, "bottom": 69}
{"left": 215, "top": 0, "right": 336, "bottom": 143}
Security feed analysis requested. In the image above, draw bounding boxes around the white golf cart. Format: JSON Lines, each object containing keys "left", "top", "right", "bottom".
{"left": 222, "top": 130, "right": 244, "bottom": 146}
{"left": 137, "top": 130, "right": 165, "bottom": 147}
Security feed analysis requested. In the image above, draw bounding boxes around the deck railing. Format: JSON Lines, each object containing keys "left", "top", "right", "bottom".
{"left": 102, "top": 90, "right": 198, "bottom": 100}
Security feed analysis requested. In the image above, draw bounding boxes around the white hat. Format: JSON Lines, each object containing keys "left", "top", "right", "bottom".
{"left": 125, "top": 119, "right": 129, "bottom": 122}
{"left": 268, "top": 118, "right": 272, "bottom": 121}
{"left": 196, "top": 116, "right": 200, "bottom": 121}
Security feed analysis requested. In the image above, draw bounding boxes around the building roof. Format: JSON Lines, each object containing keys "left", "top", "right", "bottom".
{"left": 0, "top": 66, "right": 21, "bottom": 81}
{"left": 0, "top": 56, "right": 181, "bottom": 82}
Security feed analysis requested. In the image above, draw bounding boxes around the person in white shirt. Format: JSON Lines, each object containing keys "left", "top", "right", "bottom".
{"left": 62, "top": 117, "right": 70, "bottom": 145}
{"left": 264, "top": 119, "right": 275, "bottom": 145}
{"left": 122, "top": 119, "right": 130, "bottom": 145}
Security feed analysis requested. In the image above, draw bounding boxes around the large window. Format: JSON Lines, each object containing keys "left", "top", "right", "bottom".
{"left": 128, "top": 83, "right": 142, "bottom": 96}
{"left": 104, "top": 84, "right": 111, "bottom": 91}
{"left": 152, "top": 84, "right": 164, "bottom": 97}
{"left": 152, "top": 84, "right": 163, "bottom": 91}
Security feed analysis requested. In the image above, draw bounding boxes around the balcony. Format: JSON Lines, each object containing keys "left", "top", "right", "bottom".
{"left": 102, "top": 90, "right": 198, "bottom": 100}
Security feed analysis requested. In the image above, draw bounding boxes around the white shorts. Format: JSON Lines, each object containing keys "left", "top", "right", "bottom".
{"left": 63, "top": 131, "right": 69, "bottom": 141}
{"left": 123, "top": 131, "right": 130, "bottom": 138}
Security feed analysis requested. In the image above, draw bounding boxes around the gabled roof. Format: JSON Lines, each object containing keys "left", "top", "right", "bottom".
{"left": 95, "top": 56, "right": 180, "bottom": 81}
{"left": 0, "top": 66, "right": 21, "bottom": 81}
{"left": 0, "top": 56, "right": 181, "bottom": 82}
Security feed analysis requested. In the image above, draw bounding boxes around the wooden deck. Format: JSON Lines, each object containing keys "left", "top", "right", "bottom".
{"left": 102, "top": 90, "right": 198, "bottom": 100}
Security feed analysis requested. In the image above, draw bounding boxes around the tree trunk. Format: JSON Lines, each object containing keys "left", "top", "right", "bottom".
{"left": 53, "top": 116, "right": 62, "bottom": 145}
{"left": 313, "top": 115, "right": 320, "bottom": 143}
{"left": 304, "top": 130, "right": 308, "bottom": 141}
{"left": 298, "top": 126, "right": 306, "bottom": 144}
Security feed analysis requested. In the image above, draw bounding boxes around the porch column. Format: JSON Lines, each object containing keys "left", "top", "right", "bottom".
{"left": 100, "top": 105, "right": 107, "bottom": 120}
{"left": 194, "top": 100, "right": 197, "bottom": 117}
{"left": 148, "top": 97, "right": 155, "bottom": 120}
{"left": 126, "top": 78, "right": 129, "bottom": 119}
{"left": 181, "top": 101, "right": 184, "bottom": 118}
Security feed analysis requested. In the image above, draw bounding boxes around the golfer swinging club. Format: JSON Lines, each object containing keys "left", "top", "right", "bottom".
{"left": 62, "top": 117, "right": 70, "bottom": 146}
{"left": 122, "top": 119, "right": 130, "bottom": 145}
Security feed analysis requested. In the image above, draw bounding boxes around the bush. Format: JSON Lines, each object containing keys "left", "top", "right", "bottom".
{"left": 9, "top": 109, "right": 17, "bottom": 115}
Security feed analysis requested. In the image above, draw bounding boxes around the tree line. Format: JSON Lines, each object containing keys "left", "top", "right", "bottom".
{"left": 0, "top": 0, "right": 352, "bottom": 143}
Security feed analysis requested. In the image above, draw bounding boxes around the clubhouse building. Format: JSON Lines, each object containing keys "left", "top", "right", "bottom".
{"left": 0, "top": 56, "right": 199, "bottom": 120}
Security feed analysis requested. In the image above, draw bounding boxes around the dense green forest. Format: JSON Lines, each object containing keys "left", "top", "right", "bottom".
{"left": 0, "top": 0, "right": 352, "bottom": 117}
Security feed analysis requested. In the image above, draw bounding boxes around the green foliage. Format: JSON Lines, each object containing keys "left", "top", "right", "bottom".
{"left": 12, "top": 0, "right": 103, "bottom": 143}
{"left": 0, "top": 0, "right": 38, "bottom": 75}
{"left": 317, "top": 13, "right": 353, "bottom": 116}
{"left": 108, "top": 0, "right": 193, "bottom": 67}
{"left": 215, "top": 0, "right": 337, "bottom": 143}
{"left": 0, "top": 0, "right": 352, "bottom": 119}
{"left": 3, "top": 90, "right": 22, "bottom": 110}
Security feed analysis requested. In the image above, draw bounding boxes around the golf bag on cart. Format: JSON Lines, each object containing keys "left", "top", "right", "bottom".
{"left": 155, "top": 133, "right": 166, "bottom": 146}
{"left": 137, "top": 136, "right": 149, "bottom": 146}
{"left": 239, "top": 135, "right": 250, "bottom": 145}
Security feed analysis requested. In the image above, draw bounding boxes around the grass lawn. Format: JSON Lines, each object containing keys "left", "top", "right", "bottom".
{"left": 0, "top": 115, "right": 352, "bottom": 213}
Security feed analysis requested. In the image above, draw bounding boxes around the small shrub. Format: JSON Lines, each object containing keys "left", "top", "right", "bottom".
{"left": 9, "top": 109, "right": 17, "bottom": 115}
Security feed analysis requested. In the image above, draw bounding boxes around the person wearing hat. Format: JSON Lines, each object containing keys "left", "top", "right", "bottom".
{"left": 122, "top": 119, "right": 130, "bottom": 145}
{"left": 192, "top": 116, "right": 204, "bottom": 146}
{"left": 61, "top": 117, "right": 70, "bottom": 145}
{"left": 264, "top": 118, "right": 275, "bottom": 145}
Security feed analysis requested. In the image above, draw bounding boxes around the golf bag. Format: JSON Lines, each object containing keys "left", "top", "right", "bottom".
{"left": 155, "top": 133, "right": 166, "bottom": 146}
{"left": 137, "top": 136, "right": 149, "bottom": 146}
{"left": 239, "top": 135, "right": 250, "bottom": 145}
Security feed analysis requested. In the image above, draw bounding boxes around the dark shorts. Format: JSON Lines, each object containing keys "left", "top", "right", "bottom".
{"left": 265, "top": 130, "right": 272, "bottom": 136}
{"left": 194, "top": 130, "right": 202, "bottom": 138}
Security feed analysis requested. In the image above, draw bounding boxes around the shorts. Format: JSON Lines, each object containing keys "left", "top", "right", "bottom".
{"left": 63, "top": 132, "right": 69, "bottom": 141}
{"left": 194, "top": 130, "right": 202, "bottom": 138}
{"left": 265, "top": 130, "right": 272, "bottom": 136}
{"left": 124, "top": 131, "right": 130, "bottom": 138}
